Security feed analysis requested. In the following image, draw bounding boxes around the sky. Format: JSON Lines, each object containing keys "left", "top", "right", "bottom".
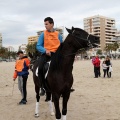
{"left": 0, "top": 0, "right": 120, "bottom": 51}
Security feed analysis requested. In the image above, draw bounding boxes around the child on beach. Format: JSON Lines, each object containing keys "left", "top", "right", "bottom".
{"left": 13, "top": 51, "right": 30, "bottom": 105}
{"left": 108, "top": 64, "right": 113, "bottom": 78}
{"left": 102, "top": 61, "right": 108, "bottom": 78}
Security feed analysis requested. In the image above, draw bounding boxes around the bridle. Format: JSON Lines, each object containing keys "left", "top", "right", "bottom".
{"left": 29, "top": 59, "right": 37, "bottom": 72}
{"left": 63, "top": 30, "right": 93, "bottom": 57}
{"left": 71, "top": 30, "right": 93, "bottom": 48}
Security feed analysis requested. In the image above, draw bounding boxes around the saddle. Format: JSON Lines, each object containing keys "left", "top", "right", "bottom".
{"left": 34, "top": 60, "right": 51, "bottom": 92}
{"left": 35, "top": 60, "right": 51, "bottom": 79}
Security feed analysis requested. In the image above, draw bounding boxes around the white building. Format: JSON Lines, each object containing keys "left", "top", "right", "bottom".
{"left": 19, "top": 44, "right": 27, "bottom": 54}
{"left": 7, "top": 46, "right": 14, "bottom": 52}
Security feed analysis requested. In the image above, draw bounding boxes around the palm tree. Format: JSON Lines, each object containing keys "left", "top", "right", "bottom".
{"left": 26, "top": 42, "right": 37, "bottom": 54}
{"left": 0, "top": 47, "right": 8, "bottom": 59}
{"left": 112, "top": 42, "right": 119, "bottom": 58}
{"left": 104, "top": 44, "right": 113, "bottom": 57}
{"left": 96, "top": 49, "right": 102, "bottom": 55}
{"left": 26, "top": 42, "right": 41, "bottom": 56}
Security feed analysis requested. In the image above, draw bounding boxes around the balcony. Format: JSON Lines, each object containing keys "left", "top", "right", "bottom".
{"left": 92, "top": 18, "right": 100, "bottom": 22}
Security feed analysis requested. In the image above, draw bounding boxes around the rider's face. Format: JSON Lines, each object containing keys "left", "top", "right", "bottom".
{"left": 44, "top": 21, "right": 54, "bottom": 31}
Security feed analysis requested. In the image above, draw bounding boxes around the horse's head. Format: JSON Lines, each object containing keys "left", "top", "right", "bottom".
{"left": 66, "top": 27, "right": 100, "bottom": 50}
{"left": 28, "top": 52, "right": 39, "bottom": 72}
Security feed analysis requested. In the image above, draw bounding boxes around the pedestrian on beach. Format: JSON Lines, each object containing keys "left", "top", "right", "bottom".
{"left": 92, "top": 55, "right": 101, "bottom": 78}
{"left": 13, "top": 51, "right": 30, "bottom": 105}
{"left": 105, "top": 56, "right": 112, "bottom": 78}
{"left": 102, "top": 60, "right": 108, "bottom": 78}
{"left": 92, "top": 56, "right": 95, "bottom": 64}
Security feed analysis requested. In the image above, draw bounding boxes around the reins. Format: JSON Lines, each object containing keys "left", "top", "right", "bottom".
{"left": 63, "top": 32, "right": 92, "bottom": 57}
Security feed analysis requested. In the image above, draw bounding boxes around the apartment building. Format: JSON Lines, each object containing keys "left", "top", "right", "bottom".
{"left": 115, "top": 31, "right": 120, "bottom": 45}
{"left": 84, "top": 15, "right": 117, "bottom": 50}
{"left": 7, "top": 46, "right": 14, "bottom": 52}
{"left": 28, "top": 36, "right": 38, "bottom": 44}
{"left": 0, "top": 33, "right": 2, "bottom": 48}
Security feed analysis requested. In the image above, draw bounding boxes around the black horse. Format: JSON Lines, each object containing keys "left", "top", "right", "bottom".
{"left": 29, "top": 27, "right": 100, "bottom": 120}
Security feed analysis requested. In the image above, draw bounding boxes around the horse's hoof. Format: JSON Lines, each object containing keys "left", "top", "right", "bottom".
{"left": 39, "top": 89, "right": 45, "bottom": 96}
{"left": 35, "top": 113, "right": 39, "bottom": 117}
{"left": 51, "top": 112, "right": 55, "bottom": 116}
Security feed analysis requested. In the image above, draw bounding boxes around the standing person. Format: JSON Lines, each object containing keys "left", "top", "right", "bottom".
{"left": 105, "top": 56, "right": 112, "bottom": 78}
{"left": 92, "top": 55, "right": 101, "bottom": 78}
{"left": 102, "top": 60, "right": 108, "bottom": 78}
{"left": 13, "top": 51, "right": 30, "bottom": 105}
{"left": 92, "top": 56, "right": 95, "bottom": 64}
{"left": 36, "top": 17, "right": 63, "bottom": 95}
{"left": 108, "top": 64, "right": 113, "bottom": 78}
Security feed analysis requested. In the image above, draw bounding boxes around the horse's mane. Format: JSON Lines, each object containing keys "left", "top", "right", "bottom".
{"left": 50, "top": 43, "right": 64, "bottom": 72}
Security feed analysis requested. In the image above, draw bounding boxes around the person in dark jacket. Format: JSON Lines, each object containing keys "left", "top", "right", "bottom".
{"left": 105, "top": 56, "right": 112, "bottom": 78}
{"left": 13, "top": 51, "right": 30, "bottom": 105}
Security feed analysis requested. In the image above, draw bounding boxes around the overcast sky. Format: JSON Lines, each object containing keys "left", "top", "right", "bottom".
{"left": 0, "top": 0, "right": 120, "bottom": 51}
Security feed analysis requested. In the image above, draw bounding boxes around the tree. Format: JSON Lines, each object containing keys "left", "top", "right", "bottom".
{"left": 0, "top": 47, "right": 8, "bottom": 59}
{"left": 26, "top": 42, "right": 43, "bottom": 58}
{"left": 96, "top": 49, "right": 102, "bottom": 55}
{"left": 112, "top": 42, "right": 119, "bottom": 58}
{"left": 26, "top": 42, "right": 37, "bottom": 54}
{"left": 0, "top": 47, "right": 6, "bottom": 56}
{"left": 104, "top": 44, "right": 113, "bottom": 57}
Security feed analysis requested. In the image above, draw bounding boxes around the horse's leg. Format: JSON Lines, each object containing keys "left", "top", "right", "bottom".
{"left": 35, "top": 85, "right": 40, "bottom": 117}
{"left": 62, "top": 91, "right": 70, "bottom": 120}
{"left": 53, "top": 94, "right": 61, "bottom": 120}
{"left": 46, "top": 92, "right": 55, "bottom": 116}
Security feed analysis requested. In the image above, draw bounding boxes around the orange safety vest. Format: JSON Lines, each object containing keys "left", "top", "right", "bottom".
{"left": 44, "top": 30, "right": 60, "bottom": 52}
{"left": 13, "top": 58, "right": 30, "bottom": 79}
{"left": 15, "top": 59, "right": 25, "bottom": 72}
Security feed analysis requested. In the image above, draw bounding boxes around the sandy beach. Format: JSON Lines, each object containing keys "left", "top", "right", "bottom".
{"left": 0, "top": 60, "right": 120, "bottom": 120}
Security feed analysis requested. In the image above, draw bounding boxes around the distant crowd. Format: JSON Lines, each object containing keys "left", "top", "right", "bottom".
{"left": 92, "top": 55, "right": 113, "bottom": 78}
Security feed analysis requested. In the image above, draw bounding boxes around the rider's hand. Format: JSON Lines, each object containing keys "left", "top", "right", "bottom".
{"left": 46, "top": 50, "right": 51, "bottom": 56}
{"left": 13, "top": 78, "right": 16, "bottom": 81}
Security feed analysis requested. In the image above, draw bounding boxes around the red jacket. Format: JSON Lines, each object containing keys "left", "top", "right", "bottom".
{"left": 93, "top": 57, "right": 100, "bottom": 67}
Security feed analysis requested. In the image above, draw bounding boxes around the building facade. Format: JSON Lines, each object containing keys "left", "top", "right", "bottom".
{"left": 115, "top": 31, "right": 120, "bottom": 45}
{"left": 19, "top": 44, "right": 27, "bottom": 54}
{"left": 28, "top": 36, "right": 38, "bottom": 44}
{"left": 7, "top": 46, "right": 14, "bottom": 52}
{"left": 0, "top": 33, "right": 2, "bottom": 48}
{"left": 84, "top": 15, "right": 117, "bottom": 50}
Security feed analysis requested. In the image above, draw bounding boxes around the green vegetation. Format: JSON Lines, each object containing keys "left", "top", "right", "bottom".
{"left": 0, "top": 47, "right": 17, "bottom": 60}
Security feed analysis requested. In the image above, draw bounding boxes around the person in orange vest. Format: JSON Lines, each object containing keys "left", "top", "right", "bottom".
{"left": 36, "top": 17, "right": 63, "bottom": 96}
{"left": 13, "top": 51, "right": 30, "bottom": 105}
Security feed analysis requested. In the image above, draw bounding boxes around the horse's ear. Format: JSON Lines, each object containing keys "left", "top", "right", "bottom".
{"left": 72, "top": 26, "right": 74, "bottom": 30}
{"left": 66, "top": 27, "right": 72, "bottom": 34}
{"left": 28, "top": 52, "right": 33, "bottom": 58}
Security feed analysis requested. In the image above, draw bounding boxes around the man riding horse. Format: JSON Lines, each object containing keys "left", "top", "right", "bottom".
{"left": 36, "top": 17, "right": 63, "bottom": 95}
